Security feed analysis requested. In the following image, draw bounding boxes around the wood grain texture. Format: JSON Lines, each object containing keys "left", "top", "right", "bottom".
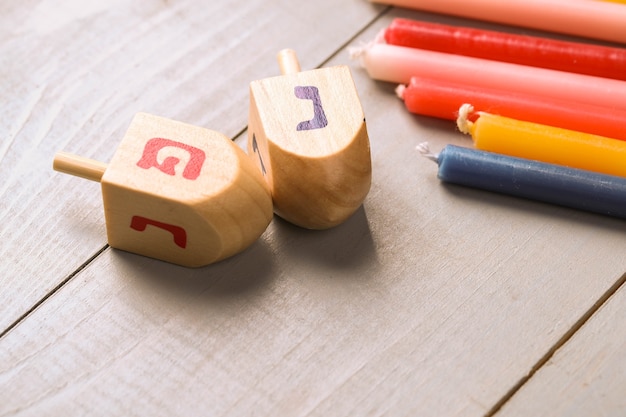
{"left": 499, "top": 279, "right": 626, "bottom": 417}
{"left": 2, "top": 4, "right": 626, "bottom": 417}
{"left": 248, "top": 63, "right": 371, "bottom": 229}
{"left": 99, "top": 113, "right": 272, "bottom": 267}
{"left": 0, "top": 0, "right": 383, "bottom": 330}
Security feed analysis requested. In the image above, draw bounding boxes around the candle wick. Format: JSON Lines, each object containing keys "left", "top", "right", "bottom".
{"left": 395, "top": 84, "right": 406, "bottom": 99}
{"left": 456, "top": 103, "right": 475, "bottom": 134}
{"left": 416, "top": 142, "right": 439, "bottom": 162}
{"left": 348, "top": 43, "right": 369, "bottom": 67}
{"left": 349, "top": 29, "right": 386, "bottom": 66}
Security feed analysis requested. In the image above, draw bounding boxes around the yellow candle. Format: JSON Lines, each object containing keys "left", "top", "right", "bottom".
{"left": 457, "top": 104, "right": 626, "bottom": 178}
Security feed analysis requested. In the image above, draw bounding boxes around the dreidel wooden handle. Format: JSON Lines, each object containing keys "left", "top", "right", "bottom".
{"left": 53, "top": 113, "right": 273, "bottom": 267}
{"left": 277, "top": 48, "right": 302, "bottom": 75}
{"left": 53, "top": 152, "right": 107, "bottom": 182}
{"left": 248, "top": 50, "right": 372, "bottom": 229}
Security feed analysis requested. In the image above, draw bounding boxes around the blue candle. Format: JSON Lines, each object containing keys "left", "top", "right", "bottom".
{"left": 428, "top": 145, "right": 626, "bottom": 219}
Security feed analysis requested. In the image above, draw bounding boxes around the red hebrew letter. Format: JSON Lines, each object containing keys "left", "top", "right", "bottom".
{"left": 294, "top": 86, "right": 328, "bottom": 131}
{"left": 136, "top": 138, "right": 206, "bottom": 180}
{"left": 130, "top": 215, "right": 187, "bottom": 248}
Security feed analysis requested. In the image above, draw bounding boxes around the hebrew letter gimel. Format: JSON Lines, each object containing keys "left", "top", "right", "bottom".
{"left": 136, "top": 137, "right": 206, "bottom": 180}
{"left": 130, "top": 215, "right": 187, "bottom": 248}
{"left": 294, "top": 86, "right": 328, "bottom": 131}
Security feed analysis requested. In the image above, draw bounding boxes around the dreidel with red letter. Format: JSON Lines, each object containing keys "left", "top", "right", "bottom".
{"left": 54, "top": 113, "right": 273, "bottom": 268}
{"left": 248, "top": 49, "right": 372, "bottom": 229}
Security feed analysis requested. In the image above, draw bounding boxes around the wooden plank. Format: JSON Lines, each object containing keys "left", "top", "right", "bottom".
{"left": 0, "top": 0, "right": 383, "bottom": 331}
{"left": 498, "top": 278, "right": 626, "bottom": 416}
{"left": 3, "top": 9, "right": 626, "bottom": 416}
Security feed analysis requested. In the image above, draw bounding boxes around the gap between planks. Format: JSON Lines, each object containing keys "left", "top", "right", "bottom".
{"left": 2, "top": 7, "right": 622, "bottom": 415}
{"left": 485, "top": 270, "right": 626, "bottom": 417}
{"left": 316, "top": 6, "right": 393, "bottom": 69}
{"left": 0, "top": 245, "right": 109, "bottom": 340}
{"left": 233, "top": 6, "right": 392, "bottom": 142}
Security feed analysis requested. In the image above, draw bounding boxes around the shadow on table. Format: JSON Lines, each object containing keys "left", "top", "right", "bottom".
{"left": 112, "top": 236, "right": 277, "bottom": 300}
{"left": 268, "top": 205, "right": 378, "bottom": 275}
{"left": 441, "top": 182, "right": 626, "bottom": 233}
{"left": 112, "top": 204, "right": 378, "bottom": 302}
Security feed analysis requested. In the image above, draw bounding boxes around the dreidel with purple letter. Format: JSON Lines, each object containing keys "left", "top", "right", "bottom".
{"left": 248, "top": 49, "right": 371, "bottom": 229}
{"left": 54, "top": 113, "right": 273, "bottom": 268}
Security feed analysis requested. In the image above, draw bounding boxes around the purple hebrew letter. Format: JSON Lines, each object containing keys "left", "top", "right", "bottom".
{"left": 294, "top": 86, "right": 328, "bottom": 131}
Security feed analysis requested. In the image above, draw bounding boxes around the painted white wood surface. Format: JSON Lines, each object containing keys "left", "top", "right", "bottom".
{"left": 2, "top": 3, "right": 626, "bottom": 416}
{"left": 0, "top": 0, "right": 383, "bottom": 331}
{"left": 499, "top": 276, "right": 626, "bottom": 417}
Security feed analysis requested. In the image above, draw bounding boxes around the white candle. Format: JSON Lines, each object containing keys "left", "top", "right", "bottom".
{"left": 351, "top": 41, "right": 626, "bottom": 111}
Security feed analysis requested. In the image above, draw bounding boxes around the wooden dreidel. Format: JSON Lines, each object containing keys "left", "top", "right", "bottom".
{"left": 53, "top": 113, "right": 273, "bottom": 268}
{"left": 248, "top": 49, "right": 371, "bottom": 229}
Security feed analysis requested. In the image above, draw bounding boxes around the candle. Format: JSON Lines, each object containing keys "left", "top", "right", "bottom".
{"left": 350, "top": 42, "right": 626, "bottom": 111}
{"left": 397, "top": 77, "right": 626, "bottom": 141}
{"left": 384, "top": 19, "right": 626, "bottom": 81}
{"left": 369, "top": 0, "right": 626, "bottom": 44}
{"left": 421, "top": 144, "right": 626, "bottom": 219}
{"left": 457, "top": 104, "right": 626, "bottom": 178}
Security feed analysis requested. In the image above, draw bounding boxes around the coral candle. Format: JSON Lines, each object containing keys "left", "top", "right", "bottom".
{"left": 423, "top": 144, "right": 626, "bottom": 219}
{"left": 398, "top": 77, "right": 626, "bottom": 141}
{"left": 384, "top": 19, "right": 626, "bottom": 81}
{"left": 457, "top": 104, "right": 626, "bottom": 178}
{"left": 369, "top": 0, "right": 626, "bottom": 44}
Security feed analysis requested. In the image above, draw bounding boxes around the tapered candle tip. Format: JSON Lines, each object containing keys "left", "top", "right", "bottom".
{"left": 416, "top": 142, "right": 438, "bottom": 162}
{"left": 456, "top": 103, "right": 474, "bottom": 134}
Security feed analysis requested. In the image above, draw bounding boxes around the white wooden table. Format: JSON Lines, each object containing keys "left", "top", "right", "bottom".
{"left": 1, "top": 1, "right": 625, "bottom": 416}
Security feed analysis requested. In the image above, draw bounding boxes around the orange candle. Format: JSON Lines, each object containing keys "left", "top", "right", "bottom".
{"left": 457, "top": 104, "right": 626, "bottom": 178}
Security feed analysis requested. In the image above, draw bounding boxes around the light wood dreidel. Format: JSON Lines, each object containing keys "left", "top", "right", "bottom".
{"left": 53, "top": 113, "right": 273, "bottom": 268}
{"left": 248, "top": 49, "right": 372, "bottom": 229}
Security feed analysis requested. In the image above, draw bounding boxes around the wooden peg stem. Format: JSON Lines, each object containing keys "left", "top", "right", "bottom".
{"left": 53, "top": 152, "right": 107, "bottom": 182}
{"left": 277, "top": 48, "right": 301, "bottom": 75}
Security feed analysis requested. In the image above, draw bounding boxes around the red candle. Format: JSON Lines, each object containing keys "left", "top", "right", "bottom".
{"left": 398, "top": 76, "right": 626, "bottom": 141}
{"left": 384, "top": 19, "right": 626, "bottom": 81}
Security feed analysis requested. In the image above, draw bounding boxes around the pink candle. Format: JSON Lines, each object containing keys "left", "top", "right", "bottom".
{"left": 351, "top": 42, "right": 626, "bottom": 111}
{"left": 369, "top": 0, "right": 626, "bottom": 44}
{"left": 398, "top": 76, "right": 626, "bottom": 141}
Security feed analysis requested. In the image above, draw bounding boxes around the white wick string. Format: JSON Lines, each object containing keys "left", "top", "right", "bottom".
{"left": 395, "top": 84, "right": 406, "bottom": 100}
{"left": 456, "top": 103, "right": 474, "bottom": 134}
{"left": 348, "top": 29, "right": 386, "bottom": 67}
{"left": 416, "top": 142, "right": 438, "bottom": 162}
{"left": 347, "top": 42, "right": 369, "bottom": 66}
